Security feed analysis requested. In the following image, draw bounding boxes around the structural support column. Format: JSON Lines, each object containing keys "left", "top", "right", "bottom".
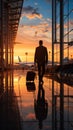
{"left": 0, "top": 0, "right": 3, "bottom": 69}
{"left": 60, "top": 0, "right": 64, "bottom": 65}
{"left": 52, "top": 0, "right": 55, "bottom": 66}
{"left": 52, "top": 0, "right": 56, "bottom": 66}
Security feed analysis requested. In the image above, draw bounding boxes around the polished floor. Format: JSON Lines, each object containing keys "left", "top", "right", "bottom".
{"left": 0, "top": 69, "right": 73, "bottom": 130}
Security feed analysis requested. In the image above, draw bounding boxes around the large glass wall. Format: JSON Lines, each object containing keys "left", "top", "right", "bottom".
{"left": 52, "top": 0, "right": 73, "bottom": 65}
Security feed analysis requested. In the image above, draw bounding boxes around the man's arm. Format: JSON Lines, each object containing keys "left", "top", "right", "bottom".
{"left": 45, "top": 48, "right": 48, "bottom": 64}
{"left": 34, "top": 48, "right": 38, "bottom": 67}
{"left": 34, "top": 48, "right": 37, "bottom": 63}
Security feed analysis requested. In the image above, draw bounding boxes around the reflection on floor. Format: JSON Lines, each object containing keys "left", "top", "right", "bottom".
{"left": 0, "top": 71, "right": 21, "bottom": 130}
{"left": 0, "top": 70, "right": 73, "bottom": 130}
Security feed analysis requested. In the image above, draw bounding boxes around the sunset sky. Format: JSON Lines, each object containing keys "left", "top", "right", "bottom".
{"left": 14, "top": 0, "right": 73, "bottom": 63}
{"left": 14, "top": 0, "right": 52, "bottom": 63}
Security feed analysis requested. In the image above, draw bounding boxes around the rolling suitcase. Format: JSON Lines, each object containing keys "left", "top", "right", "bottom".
{"left": 26, "top": 71, "right": 36, "bottom": 82}
{"left": 26, "top": 82, "right": 36, "bottom": 92}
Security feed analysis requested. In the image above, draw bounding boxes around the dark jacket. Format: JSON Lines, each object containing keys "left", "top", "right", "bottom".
{"left": 34, "top": 45, "right": 48, "bottom": 64}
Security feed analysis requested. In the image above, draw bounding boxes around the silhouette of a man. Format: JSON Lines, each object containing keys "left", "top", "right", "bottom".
{"left": 34, "top": 83, "right": 48, "bottom": 129}
{"left": 34, "top": 40, "right": 48, "bottom": 82}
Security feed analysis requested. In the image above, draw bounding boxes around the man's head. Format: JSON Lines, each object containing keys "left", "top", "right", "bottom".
{"left": 39, "top": 40, "right": 43, "bottom": 46}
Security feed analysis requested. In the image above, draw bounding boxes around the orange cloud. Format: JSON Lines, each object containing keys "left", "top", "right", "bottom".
{"left": 17, "top": 19, "right": 52, "bottom": 42}
{"left": 21, "top": 5, "right": 43, "bottom": 20}
{"left": 24, "top": 13, "right": 42, "bottom": 19}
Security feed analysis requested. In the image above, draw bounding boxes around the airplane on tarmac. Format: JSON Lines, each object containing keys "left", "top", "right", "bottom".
{"left": 15, "top": 56, "right": 34, "bottom": 69}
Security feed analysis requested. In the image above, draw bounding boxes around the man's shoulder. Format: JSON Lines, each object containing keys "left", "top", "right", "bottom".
{"left": 42, "top": 46, "right": 47, "bottom": 50}
{"left": 36, "top": 46, "right": 39, "bottom": 48}
{"left": 36, "top": 46, "right": 40, "bottom": 50}
{"left": 36, "top": 46, "right": 47, "bottom": 50}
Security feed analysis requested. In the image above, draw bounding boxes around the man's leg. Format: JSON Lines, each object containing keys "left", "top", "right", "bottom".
{"left": 38, "top": 64, "right": 42, "bottom": 82}
{"left": 41, "top": 64, "right": 45, "bottom": 81}
{"left": 42, "top": 64, "right": 45, "bottom": 75}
